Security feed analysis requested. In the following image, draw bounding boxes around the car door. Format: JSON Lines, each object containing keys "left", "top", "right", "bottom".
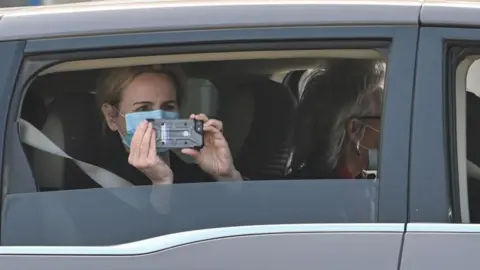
{"left": 0, "top": 2, "right": 418, "bottom": 269}
{"left": 401, "top": 2, "right": 480, "bottom": 269}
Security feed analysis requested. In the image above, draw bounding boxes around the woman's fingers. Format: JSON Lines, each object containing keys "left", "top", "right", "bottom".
{"left": 204, "top": 119, "right": 223, "bottom": 132}
{"left": 140, "top": 122, "right": 155, "bottom": 158}
{"left": 190, "top": 114, "right": 223, "bottom": 133}
{"left": 130, "top": 120, "right": 148, "bottom": 158}
{"left": 148, "top": 126, "right": 157, "bottom": 159}
{"left": 203, "top": 126, "right": 225, "bottom": 144}
{"left": 185, "top": 115, "right": 225, "bottom": 154}
{"left": 129, "top": 121, "right": 159, "bottom": 168}
{"left": 203, "top": 125, "right": 220, "bottom": 134}
{"left": 181, "top": 148, "right": 200, "bottom": 158}
{"left": 192, "top": 113, "right": 208, "bottom": 122}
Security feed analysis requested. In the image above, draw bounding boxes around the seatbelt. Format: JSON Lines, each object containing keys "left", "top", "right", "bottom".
{"left": 18, "top": 118, "right": 133, "bottom": 188}
{"left": 17, "top": 118, "right": 151, "bottom": 211}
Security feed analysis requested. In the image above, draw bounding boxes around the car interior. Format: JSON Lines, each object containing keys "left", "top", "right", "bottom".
{"left": 19, "top": 57, "right": 327, "bottom": 192}
{"left": 17, "top": 50, "right": 384, "bottom": 193}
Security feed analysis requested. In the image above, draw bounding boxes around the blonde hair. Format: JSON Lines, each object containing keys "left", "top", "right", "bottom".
{"left": 95, "top": 64, "right": 185, "bottom": 110}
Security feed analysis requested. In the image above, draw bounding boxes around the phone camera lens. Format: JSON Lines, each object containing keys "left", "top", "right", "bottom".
{"left": 195, "top": 121, "right": 202, "bottom": 132}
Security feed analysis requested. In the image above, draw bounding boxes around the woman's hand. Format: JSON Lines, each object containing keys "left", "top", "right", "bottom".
{"left": 182, "top": 114, "right": 242, "bottom": 181}
{"left": 128, "top": 120, "right": 173, "bottom": 185}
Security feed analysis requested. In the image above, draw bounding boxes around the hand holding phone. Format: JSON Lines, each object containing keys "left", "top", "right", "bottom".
{"left": 148, "top": 118, "right": 204, "bottom": 150}
{"left": 180, "top": 114, "right": 242, "bottom": 181}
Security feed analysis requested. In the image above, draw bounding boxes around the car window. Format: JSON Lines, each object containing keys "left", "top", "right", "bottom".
{"left": 448, "top": 49, "right": 480, "bottom": 223}
{"left": 455, "top": 57, "right": 480, "bottom": 223}
{"left": 3, "top": 47, "right": 393, "bottom": 247}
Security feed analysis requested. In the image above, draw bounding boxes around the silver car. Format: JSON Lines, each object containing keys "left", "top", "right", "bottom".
{"left": 0, "top": 0, "right": 477, "bottom": 269}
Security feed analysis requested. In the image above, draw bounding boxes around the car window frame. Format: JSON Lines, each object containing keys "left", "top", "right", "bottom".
{"left": 408, "top": 27, "right": 480, "bottom": 224}
{"left": 401, "top": 9, "right": 480, "bottom": 267}
{"left": 1, "top": 25, "right": 417, "bottom": 250}
{"left": 0, "top": 41, "right": 28, "bottom": 210}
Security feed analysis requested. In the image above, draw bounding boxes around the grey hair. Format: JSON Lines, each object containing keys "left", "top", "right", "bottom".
{"left": 291, "top": 59, "right": 385, "bottom": 174}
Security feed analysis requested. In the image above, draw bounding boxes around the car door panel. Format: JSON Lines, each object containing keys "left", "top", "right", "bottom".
{"left": 0, "top": 228, "right": 404, "bottom": 270}
{"left": 402, "top": 224, "right": 480, "bottom": 269}
{"left": 402, "top": 25, "right": 456, "bottom": 270}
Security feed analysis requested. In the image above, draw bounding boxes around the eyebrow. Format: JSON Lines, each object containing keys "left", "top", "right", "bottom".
{"left": 133, "top": 101, "right": 153, "bottom": 106}
{"left": 132, "top": 100, "right": 177, "bottom": 106}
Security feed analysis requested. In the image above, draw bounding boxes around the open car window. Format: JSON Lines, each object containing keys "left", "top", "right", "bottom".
{"left": 2, "top": 45, "right": 398, "bottom": 247}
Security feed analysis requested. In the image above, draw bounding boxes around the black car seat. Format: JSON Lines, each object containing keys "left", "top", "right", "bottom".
{"left": 215, "top": 76, "right": 296, "bottom": 180}
{"left": 20, "top": 91, "right": 48, "bottom": 172}
{"left": 466, "top": 91, "right": 480, "bottom": 222}
{"left": 288, "top": 67, "right": 336, "bottom": 176}
{"left": 467, "top": 91, "right": 480, "bottom": 166}
{"left": 21, "top": 92, "right": 47, "bottom": 132}
{"left": 283, "top": 70, "right": 304, "bottom": 101}
{"left": 29, "top": 71, "right": 102, "bottom": 191}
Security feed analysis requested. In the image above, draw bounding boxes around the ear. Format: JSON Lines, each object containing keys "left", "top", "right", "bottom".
{"left": 101, "top": 103, "right": 120, "bottom": 131}
{"left": 346, "top": 118, "right": 362, "bottom": 141}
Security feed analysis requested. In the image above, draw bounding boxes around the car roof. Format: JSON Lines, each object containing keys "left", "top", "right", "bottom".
{"left": 0, "top": 0, "right": 478, "bottom": 42}
{"left": 0, "top": 0, "right": 422, "bottom": 41}
{"left": 421, "top": 0, "right": 480, "bottom": 28}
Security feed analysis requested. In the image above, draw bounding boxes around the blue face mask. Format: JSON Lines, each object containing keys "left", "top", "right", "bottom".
{"left": 119, "top": 109, "right": 179, "bottom": 153}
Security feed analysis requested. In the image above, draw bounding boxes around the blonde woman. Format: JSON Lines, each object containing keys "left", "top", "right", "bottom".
{"left": 96, "top": 65, "right": 242, "bottom": 186}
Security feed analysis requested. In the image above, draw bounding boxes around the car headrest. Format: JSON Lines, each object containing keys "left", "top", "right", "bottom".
{"left": 182, "top": 78, "right": 219, "bottom": 118}
{"left": 216, "top": 79, "right": 255, "bottom": 159}
{"left": 216, "top": 77, "right": 296, "bottom": 179}
{"left": 21, "top": 92, "right": 47, "bottom": 129}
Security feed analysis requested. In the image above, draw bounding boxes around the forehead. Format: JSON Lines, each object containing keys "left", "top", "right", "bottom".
{"left": 123, "top": 73, "right": 176, "bottom": 97}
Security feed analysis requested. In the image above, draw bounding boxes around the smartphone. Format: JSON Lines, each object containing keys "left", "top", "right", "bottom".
{"left": 148, "top": 118, "right": 204, "bottom": 150}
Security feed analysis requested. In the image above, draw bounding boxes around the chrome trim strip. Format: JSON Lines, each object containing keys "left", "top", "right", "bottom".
{"left": 0, "top": 223, "right": 403, "bottom": 255}
{"left": 407, "top": 223, "right": 480, "bottom": 233}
